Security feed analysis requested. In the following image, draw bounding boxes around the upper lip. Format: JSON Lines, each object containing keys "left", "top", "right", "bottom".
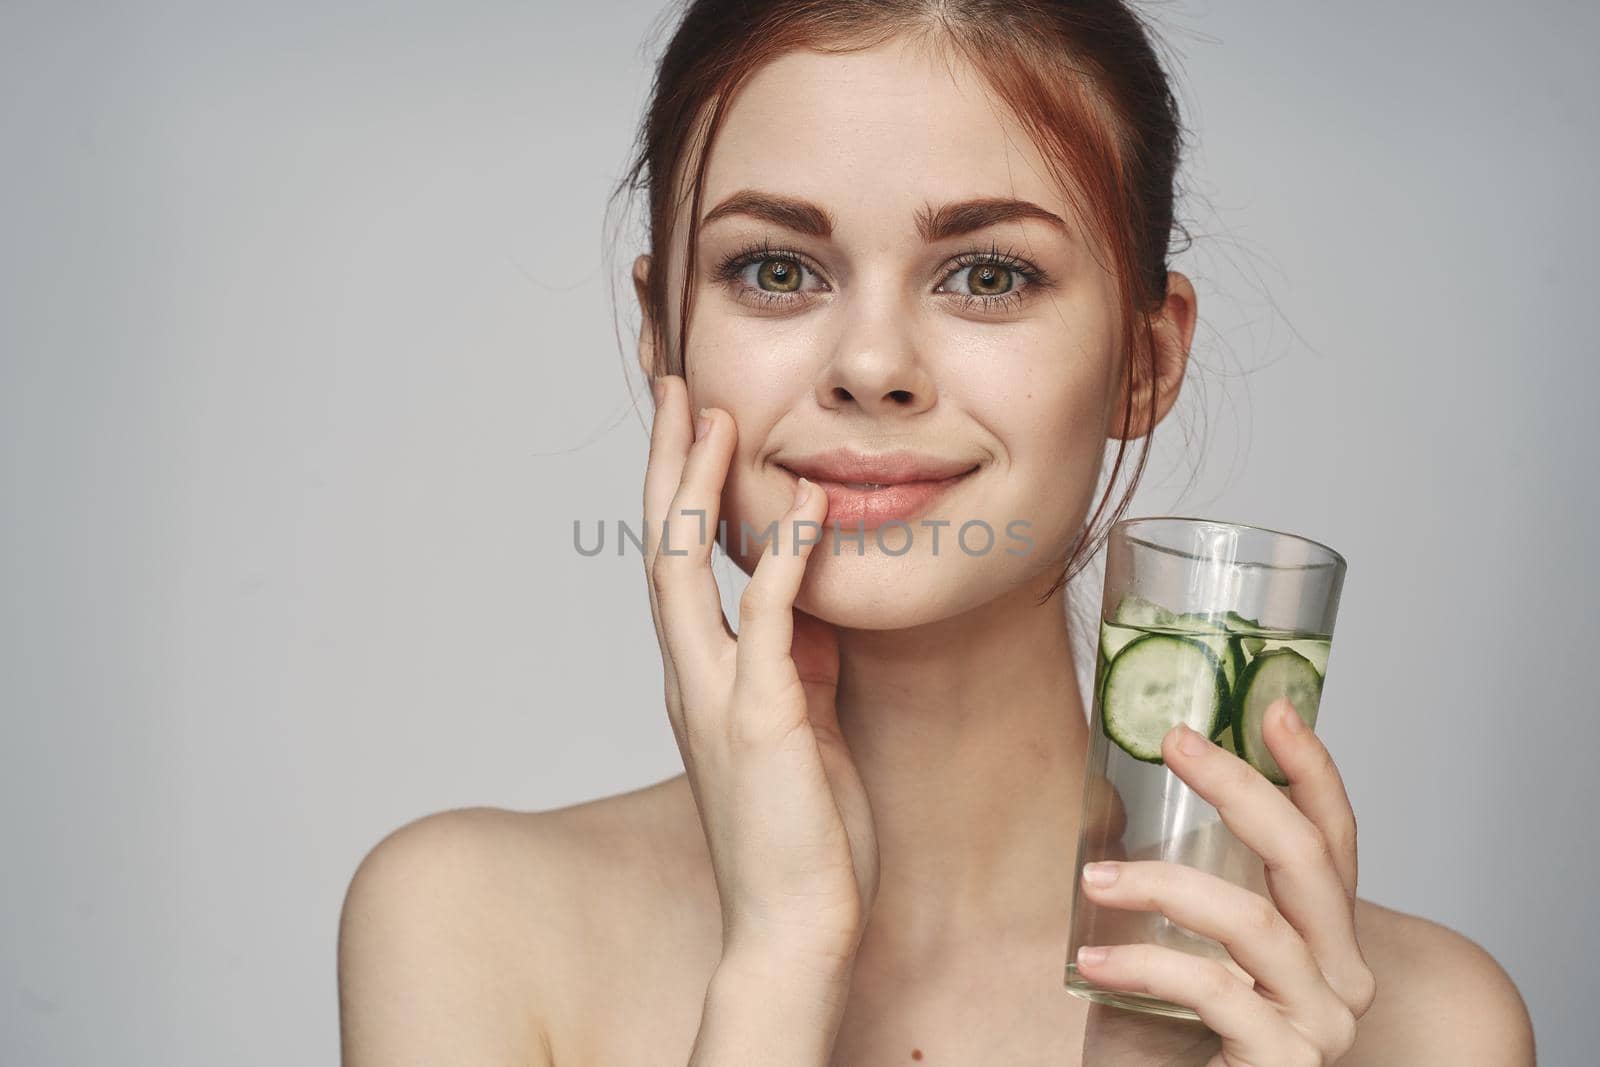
{"left": 777, "top": 448, "right": 979, "bottom": 485}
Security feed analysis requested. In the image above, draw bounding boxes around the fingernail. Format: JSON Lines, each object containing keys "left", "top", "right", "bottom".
{"left": 793, "top": 476, "right": 811, "bottom": 508}
{"left": 1176, "top": 722, "right": 1209, "bottom": 756}
{"left": 694, "top": 408, "right": 711, "bottom": 441}
{"left": 1082, "top": 861, "right": 1119, "bottom": 888}
{"left": 1077, "top": 945, "right": 1108, "bottom": 967}
{"left": 1279, "top": 699, "right": 1305, "bottom": 734}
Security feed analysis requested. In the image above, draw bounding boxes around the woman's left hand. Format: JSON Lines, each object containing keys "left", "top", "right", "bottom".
{"left": 1075, "top": 697, "right": 1378, "bottom": 1066}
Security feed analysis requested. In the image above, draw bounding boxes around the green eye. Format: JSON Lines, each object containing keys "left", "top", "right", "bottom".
{"left": 712, "top": 240, "right": 1050, "bottom": 315}
{"left": 756, "top": 258, "right": 803, "bottom": 293}
{"left": 964, "top": 263, "right": 1015, "bottom": 297}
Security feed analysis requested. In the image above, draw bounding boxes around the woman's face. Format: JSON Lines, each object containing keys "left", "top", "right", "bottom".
{"left": 637, "top": 35, "right": 1190, "bottom": 630}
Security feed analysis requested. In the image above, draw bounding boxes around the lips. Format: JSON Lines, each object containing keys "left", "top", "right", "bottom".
{"left": 778, "top": 448, "right": 979, "bottom": 486}
{"left": 776, "top": 448, "right": 979, "bottom": 529}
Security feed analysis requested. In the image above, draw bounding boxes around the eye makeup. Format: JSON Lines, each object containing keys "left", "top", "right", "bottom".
{"left": 707, "top": 236, "right": 1057, "bottom": 316}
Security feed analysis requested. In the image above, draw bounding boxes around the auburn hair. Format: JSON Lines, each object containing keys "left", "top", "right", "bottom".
{"left": 607, "top": 0, "right": 1190, "bottom": 600}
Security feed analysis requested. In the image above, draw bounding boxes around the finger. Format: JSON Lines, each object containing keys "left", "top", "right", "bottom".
{"left": 641, "top": 375, "right": 690, "bottom": 567}
{"left": 1262, "top": 697, "right": 1359, "bottom": 898}
{"left": 641, "top": 376, "right": 688, "bottom": 689}
{"left": 1080, "top": 859, "right": 1357, "bottom": 1037}
{"left": 733, "top": 476, "right": 827, "bottom": 696}
{"left": 652, "top": 401, "right": 739, "bottom": 676}
{"left": 1074, "top": 943, "right": 1309, "bottom": 1064}
{"left": 1161, "top": 722, "right": 1372, "bottom": 1013}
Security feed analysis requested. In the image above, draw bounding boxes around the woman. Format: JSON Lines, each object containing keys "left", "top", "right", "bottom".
{"left": 338, "top": 2, "right": 1536, "bottom": 1063}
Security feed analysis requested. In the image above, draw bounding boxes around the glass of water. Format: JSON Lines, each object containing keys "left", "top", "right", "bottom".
{"left": 1063, "top": 516, "right": 1347, "bottom": 1020}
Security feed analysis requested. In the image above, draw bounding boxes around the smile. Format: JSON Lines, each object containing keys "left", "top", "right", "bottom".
{"left": 775, "top": 463, "right": 979, "bottom": 530}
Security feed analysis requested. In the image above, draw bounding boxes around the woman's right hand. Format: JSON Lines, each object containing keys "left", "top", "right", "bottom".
{"left": 642, "top": 374, "right": 880, "bottom": 980}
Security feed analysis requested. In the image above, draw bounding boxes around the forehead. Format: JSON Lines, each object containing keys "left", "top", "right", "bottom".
{"left": 698, "top": 37, "right": 1076, "bottom": 238}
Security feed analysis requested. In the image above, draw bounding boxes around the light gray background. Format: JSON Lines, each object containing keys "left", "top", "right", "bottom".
{"left": 3, "top": 1, "right": 1595, "bottom": 1063}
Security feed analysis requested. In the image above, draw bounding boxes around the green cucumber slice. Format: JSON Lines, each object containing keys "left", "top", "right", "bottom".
{"left": 1251, "top": 637, "right": 1331, "bottom": 676}
{"left": 1220, "top": 611, "right": 1270, "bottom": 656}
{"left": 1171, "top": 610, "right": 1222, "bottom": 627}
{"left": 1110, "top": 594, "right": 1178, "bottom": 628}
{"left": 1165, "top": 613, "right": 1245, "bottom": 688}
{"left": 1094, "top": 644, "right": 1109, "bottom": 709}
{"left": 1222, "top": 610, "right": 1266, "bottom": 634}
{"left": 1163, "top": 613, "right": 1242, "bottom": 738}
{"left": 1212, "top": 641, "right": 1241, "bottom": 742}
{"left": 1098, "top": 620, "right": 1148, "bottom": 661}
{"left": 1100, "top": 634, "right": 1227, "bottom": 763}
{"left": 1231, "top": 648, "right": 1323, "bottom": 785}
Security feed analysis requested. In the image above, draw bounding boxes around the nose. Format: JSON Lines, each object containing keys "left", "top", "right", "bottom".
{"left": 815, "top": 317, "right": 937, "bottom": 418}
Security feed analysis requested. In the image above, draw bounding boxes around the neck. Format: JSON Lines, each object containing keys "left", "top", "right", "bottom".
{"left": 833, "top": 571, "right": 1091, "bottom": 965}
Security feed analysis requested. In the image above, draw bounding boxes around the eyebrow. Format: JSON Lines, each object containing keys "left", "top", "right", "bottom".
{"left": 700, "top": 189, "right": 1069, "bottom": 243}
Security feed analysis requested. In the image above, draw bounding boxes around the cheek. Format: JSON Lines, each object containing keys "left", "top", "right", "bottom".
{"left": 684, "top": 273, "right": 822, "bottom": 375}
{"left": 964, "top": 336, "right": 1118, "bottom": 541}
{"left": 999, "top": 399, "right": 1108, "bottom": 542}
{"left": 1022, "top": 376, "right": 1111, "bottom": 472}
{"left": 683, "top": 314, "right": 817, "bottom": 414}
{"left": 681, "top": 332, "right": 797, "bottom": 547}
{"left": 952, "top": 280, "right": 1119, "bottom": 432}
{"left": 965, "top": 327, "right": 1117, "bottom": 463}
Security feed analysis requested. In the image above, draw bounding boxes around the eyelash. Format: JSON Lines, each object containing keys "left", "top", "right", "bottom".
{"left": 710, "top": 238, "right": 1052, "bottom": 315}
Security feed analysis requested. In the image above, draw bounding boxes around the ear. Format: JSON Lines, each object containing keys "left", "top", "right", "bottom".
{"left": 632, "top": 253, "right": 659, "bottom": 380}
{"left": 1109, "top": 270, "right": 1198, "bottom": 441}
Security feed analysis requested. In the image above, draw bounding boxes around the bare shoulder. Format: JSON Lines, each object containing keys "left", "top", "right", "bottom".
{"left": 337, "top": 804, "right": 561, "bottom": 1064}
{"left": 1344, "top": 897, "right": 1535, "bottom": 1065}
{"left": 338, "top": 775, "right": 715, "bottom": 1066}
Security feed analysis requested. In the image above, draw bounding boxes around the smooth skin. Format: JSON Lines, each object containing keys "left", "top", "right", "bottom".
{"left": 338, "top": 32, "right": 1535, "bottom": 1066}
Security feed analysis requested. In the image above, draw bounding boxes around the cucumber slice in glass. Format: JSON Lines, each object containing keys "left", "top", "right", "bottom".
{"left": 1098, "top": 620, "right": 1148, "bottom": 661}
{"left": 1110, "top": 594, "right": 1178, "bottom": 628}
{"left": 1094, "top": 644, "right": 1109, "bottom": 709}
{"left": 1221, "top": 609, "right": 1265, "bottom": 633}
{"left": 1252, "top": 637, "right": 1331, "bottom": 676}
{"left": 1211, "top": 644, "right": 1239, "bottom": 742}
{"left": 1230, "top": 648, "right": 1323, "bottom": 785}
{"left": 1221, "top": 611, "right": 1270, "bottom": 656}
{"left": 1164, "top": 612, "right": 1245, "bottom": 693}
{"left": 1100, "top": 634, "right": 1227, "bottom": 763}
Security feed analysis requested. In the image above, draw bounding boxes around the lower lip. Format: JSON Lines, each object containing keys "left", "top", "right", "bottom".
{"left": 785, "top": 469, "right": 976, "bottom": 529}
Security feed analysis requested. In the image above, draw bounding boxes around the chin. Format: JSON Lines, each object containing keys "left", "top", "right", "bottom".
{"left": 719, "top": 493, "right": 1071, "bottom": 629}
{"left": 789, "top": 548, "right": 1012, "bottom": 631}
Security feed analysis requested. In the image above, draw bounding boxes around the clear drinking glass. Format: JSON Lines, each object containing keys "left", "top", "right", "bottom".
{"left": 1064, "top": 516, "right": 1347, "bottom": 1020}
